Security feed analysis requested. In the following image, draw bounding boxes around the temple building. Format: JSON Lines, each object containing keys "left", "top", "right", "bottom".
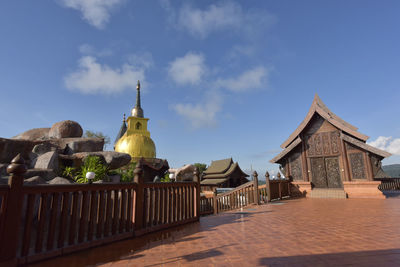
{"left": 115, "top": 81, "right": 168, "bottom": 182}
{"left": 270, "top": 94, "right": 391, "bottom": 199}
{"left": 201, "top": 158, "right": 249, "bottom": 192}
{"left": 115, "top": 81, "right": 156, "bottom": 160}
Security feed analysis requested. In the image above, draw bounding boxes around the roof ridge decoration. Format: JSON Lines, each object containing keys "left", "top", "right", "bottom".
{"left": 280, "top": 93, "right": 369, "bottom": 149}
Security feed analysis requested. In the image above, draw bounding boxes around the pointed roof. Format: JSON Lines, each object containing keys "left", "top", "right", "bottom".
{"left": 203, "top": 158, "right": 249, "bottom": 178}
{"left": 114, "top": 114, "right": 127, "bottom": 146}
{"left": 280, "top": 94, "right": 369, "bottom": 149}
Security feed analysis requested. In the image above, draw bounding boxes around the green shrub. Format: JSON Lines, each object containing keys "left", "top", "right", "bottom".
{"left": 75, "top": 156, "right": 108, "bottom": 183}
{"left": 62, "top": 166, "right": 76, "bottom": 180}
{"left": 113, "top": 161, "right": 136, "bottom": 183}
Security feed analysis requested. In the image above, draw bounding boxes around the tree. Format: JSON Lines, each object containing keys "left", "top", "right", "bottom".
{"left": 194, "top": 163, "right": 207, "bottom": 175}
{"left": 84, "top": 130, "right": 110, "bottom": 150}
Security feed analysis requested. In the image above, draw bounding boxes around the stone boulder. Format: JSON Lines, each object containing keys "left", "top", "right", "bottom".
{"left": 48, "top": 177, "right": 74, "bottom": 184}
{"left": 57, "top": 138, "right": 104, "bottom": 154}
{"left": 12, "top": 128, "right": 50, "bottom": 140}
{"left": 24, "top": 176, "right": 47, "bottom": 185}
{"left": 67, "top": 151, "right": 131, "bottom": 170}
{"left": 0, "top": 163, "right": 7, "bottom": 177}
{"left": 169, "top": 164, "right": 196, "bottom": 182}
{"left": 48, "top": 120, "right": 83, "bottom": 139}
{"left": 0, "top": 137, "right": 40, "bottom": 164}
{"left": 34, "top": 151, "right": 59, "bottom": 171}
{"left": 32, "top": 142, "right": 58, "bottom": 155}
{"left": 24, "top": 169, "right": 56, "bottom": 181}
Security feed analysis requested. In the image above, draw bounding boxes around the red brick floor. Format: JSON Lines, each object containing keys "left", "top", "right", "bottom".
{"left": 30, "top": 198, "right": 400, "bottom": 266}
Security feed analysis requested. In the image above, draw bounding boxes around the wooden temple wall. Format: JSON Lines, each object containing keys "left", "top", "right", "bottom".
{"left": 284, "top": 118, "right": 378, "bottom": 184}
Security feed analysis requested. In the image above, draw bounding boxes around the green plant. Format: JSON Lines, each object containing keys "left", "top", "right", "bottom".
{"left": 75, "top": 156, "right": 108, "bottom": 183}
{"left": 112, "top": 161, "right": 136, "bottom": 183}
{"left": 160, "top": 172, "right": 171, "bottom": 182}
{"left": 62, "top": 166, "right": 76, "bottom": 180}
{"left": 194, "top": 163, "right": 207, "bottom": 175}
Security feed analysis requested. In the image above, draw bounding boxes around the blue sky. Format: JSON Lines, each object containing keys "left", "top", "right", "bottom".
{"left": 1, "top": 0, "right": 400, "bottom": 177}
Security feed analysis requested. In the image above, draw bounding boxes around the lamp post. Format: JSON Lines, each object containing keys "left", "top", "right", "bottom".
{"left": 86, "top": 171, "right": 95, "bottom": 184}
{"left": 169, "top": 173, "right": 175, "bottom": 182}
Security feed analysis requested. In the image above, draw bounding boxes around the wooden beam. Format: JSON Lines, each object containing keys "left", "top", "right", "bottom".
{"left": 340, "top": 132, "right": 351, "bottom": 181}
{"left": 300, "top": 136, "right": 309, "bottom": 181}
{"left": 365, "top": 152, "right": 374, "bottom": 181}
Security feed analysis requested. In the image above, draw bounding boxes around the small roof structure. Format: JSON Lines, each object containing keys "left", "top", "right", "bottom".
{"left": 201, "top": 158, "right": 249, "bottom": 186}
{"left": 270, "top": 94, "right": 391, "bottom": 163}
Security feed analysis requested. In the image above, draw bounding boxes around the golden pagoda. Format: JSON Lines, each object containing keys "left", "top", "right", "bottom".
{"left": 114, "top": 81, "right": 156, "bottom": 160}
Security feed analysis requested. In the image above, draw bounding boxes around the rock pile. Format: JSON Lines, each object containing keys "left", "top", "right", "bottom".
{"left": 0, "top": 120, "right": 131, "bottom": 184}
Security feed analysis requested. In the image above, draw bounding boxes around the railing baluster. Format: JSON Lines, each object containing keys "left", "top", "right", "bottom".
{"left": 21, "top": 194, "right": 36, "bottom": 257}
{"left": 97, "top": 190, "right": 105, "bottom": 239}
{"left": 58, "top": 192, "right": 70, "bottom": 248}
{"left": 104, "top": 190, "right": 112, "bottom": 237}
{"left": 88, "top": 190, "right": 97, "bottom": 241}
{"left": 120, "top": 189, "right": 126, "bottom": 233}
{"left": 68, "top": 192, "right": 79, "bottom": 245}
{"left": 78, "top": 191, "right": 89, "bottom": 243}
{"left": 47, "top": 193, "right": 60, "bottom": 251}
{"left": 112, "top": 189, "right": 119, "bottom": 235}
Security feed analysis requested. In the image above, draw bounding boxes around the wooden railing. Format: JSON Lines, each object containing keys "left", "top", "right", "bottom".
{"left": 374, "top": 178, "right": 400, "bottom": 191}
{"left": 0, "top": 155, "right": 200, "bottom": 266}
{"left": 199, "top": 194, "right": 214, "bottom": 216}
{"left": 215, "top": 181, "right": 257, "bottom": 213}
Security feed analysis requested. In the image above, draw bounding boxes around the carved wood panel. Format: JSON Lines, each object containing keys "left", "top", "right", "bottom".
{"left": 289, "top": 151, "right": 303, "bottom": 181}
{"left": 349, "top": 153, "right": 366, "bottom": 179}
{"left": 325, "top": 157, "right": 342, "bottom": 188}
{"left": 330, "top": 131, "right": 340, "bottom": 154}
{"left": 315, "top": 133, "right": 323, "bottom": 156}
{"left": 310, "top": 157, "right": 327, "bottom": 188}
{"left": 306, "top": 130, "right": 340, "bottom": 157}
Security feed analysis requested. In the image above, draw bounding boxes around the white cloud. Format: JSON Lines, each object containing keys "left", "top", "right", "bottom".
{"left": 368, "top": 136, "right": 400, "bottom": 155}
{"left": 168, "top": 52, "right": 206, "bottom": 86}
{"left": 161, "top": 1, "right": 276, "bottom": 39}
{"left": 128, "top": 52, "right": 154, "bottom": 69}
{"left": 61, "top": 0, "right": 124, "bottom": 29}
{"left": 64, "top": 56, "right": 145, "bottom": 94}
{"left": 178, "top": 2, "right": 241, "bottom": 38}
{"left": 171, "top": 91, "right": 222, "bottom": 129}
{"left": 214, "top": 66, "right": 269, "bottom": 92}
{"left": 79, "top": 44, "right": 113, "bottom": 57}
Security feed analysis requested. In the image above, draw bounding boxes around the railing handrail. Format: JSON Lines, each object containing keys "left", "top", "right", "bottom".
{"left": 216, "top": 181, "right": 254, "bottom": 198}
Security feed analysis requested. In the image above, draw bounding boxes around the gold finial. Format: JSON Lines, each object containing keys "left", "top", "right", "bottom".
{"left": 123, "top": 113, "right": 126, "bottom": 122}
{"left": 137, "top": 80, "right": 140, "bottom": 90}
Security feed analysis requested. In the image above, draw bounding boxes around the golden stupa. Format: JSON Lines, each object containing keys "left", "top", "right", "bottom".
{"left": 114, "top": 81, "right": 156, "bottom": 159}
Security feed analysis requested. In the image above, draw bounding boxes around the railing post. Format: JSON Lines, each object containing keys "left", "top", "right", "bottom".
{"left": 253, "top": 171, "right": 259, "bottom": 205}
{"left": 134, "top": 159, "right": 144, "bottom": 231}
{"left": 265, "top": 171, "right": 271, "bottom": 202}
{"left": 213, "top": 188, "right": 218, "bottom": 215}
{"left": 193, "top": 167, "right": 200, "bottom": 220}
{"left": 277, "top": 172, "right": 282, "bottom": 200}
{"left": 0, "top": 154, "right": 27, "bottom": 263}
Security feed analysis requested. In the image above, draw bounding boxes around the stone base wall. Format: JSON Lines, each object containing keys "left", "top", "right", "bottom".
{"left": 343, "top": 181, "right": 385, "bottom": 199}
{"left": 291, "top": 181, "right": 312, "bottom": 197}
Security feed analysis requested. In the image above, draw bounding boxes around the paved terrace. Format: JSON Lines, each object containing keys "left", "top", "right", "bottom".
{"left": 31, "top": 198, "right": 400, "bottom": 266}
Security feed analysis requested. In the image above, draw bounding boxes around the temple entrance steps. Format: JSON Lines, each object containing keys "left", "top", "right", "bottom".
{"left": 309, "top": 188, "right": 347, "bottom": 199}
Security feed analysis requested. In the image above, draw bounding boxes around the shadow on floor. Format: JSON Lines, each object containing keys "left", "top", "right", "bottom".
{"left": 28, "top": 205, "right": 272, "bottom": 267}
{"left": 259, "top": 248, "right": 400, "bottom": 266}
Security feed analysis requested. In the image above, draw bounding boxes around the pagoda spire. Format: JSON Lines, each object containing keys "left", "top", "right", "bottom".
{"left": 132, "top": 80, "right": 144, "bottom": 118}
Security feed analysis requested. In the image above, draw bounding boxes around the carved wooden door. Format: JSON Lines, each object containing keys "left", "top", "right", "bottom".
{"left": 325, "top": 157, "right": 342, "bottom": 188}
{"left": 310, "top": 157, "right": 342, "bottom": 188}
{"left": 310, "top": 157, "right": 328, "bottom": 188}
